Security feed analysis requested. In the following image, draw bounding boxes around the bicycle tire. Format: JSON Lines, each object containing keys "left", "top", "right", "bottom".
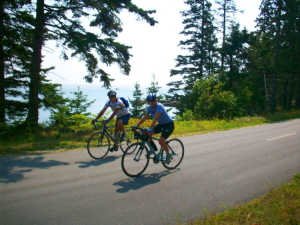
{"left": 120, "top": 129, "right": 139, "bottom": 153}
{"left": 87, "top": 132, "right": 110, "bottom": 159}
{"left": 162, "top": 138, "right": 184, "bottom": 169}
{"left": 121, "top": 143, "right": 150, "bottom": 177}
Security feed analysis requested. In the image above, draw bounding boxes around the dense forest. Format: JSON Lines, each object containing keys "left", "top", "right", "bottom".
{"left": 1, "top": 0, "right": 300, "bottom": 132}
{"left": 166, "top": 0, "right": 300, "bottom": 120}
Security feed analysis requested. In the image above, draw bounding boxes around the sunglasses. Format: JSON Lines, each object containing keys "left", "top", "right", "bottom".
{"left": 147, "top": 100, "right": 156, "bottom": 103}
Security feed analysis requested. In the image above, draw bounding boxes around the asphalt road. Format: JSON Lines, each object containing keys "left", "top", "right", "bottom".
{"left": 1, "top": 119, "right": 300, "bottom": 225}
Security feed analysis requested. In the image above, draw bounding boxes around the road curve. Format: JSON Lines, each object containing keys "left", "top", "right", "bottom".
{"left": 1, "top": 119, "right": 300, "bottom": 224}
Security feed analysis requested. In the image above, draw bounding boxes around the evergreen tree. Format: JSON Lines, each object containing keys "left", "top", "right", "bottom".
{"left": 9, "top": 0, "right": 157, "bottom": 128}
{"left": 167, "top": 0, "right": 217, "bottom": 114}
{"left": 215, "top": 0, "right": 243, "bottom": 70}
{"left": 1, "top": 0, "right": 36, "bottom": 124}
{"left": 257, "top": 0, "right": 300, "bottom": 113}
{"left": 48, "top": 86, "right": 95, "bottom": 130}
{"left": 67, "top": 86, "right": 95, "bottom": 116}
{"left": 146, "top": 74, "right": 163, "bottom": 100}
{"left": 171, "top": 0, "right": 217, "bottom": 85}
{"left": 129, "top": 82, "right": 145, "bottom": 118}
{"left": 279, "top": 0, "right": 300, "bottom": 110}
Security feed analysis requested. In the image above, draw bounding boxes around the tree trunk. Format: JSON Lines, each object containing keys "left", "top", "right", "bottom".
{"left": 270, "top": 0, "right": 282, "bottom": 114}
{"left": 296, "top": 71, "right": 300, "bottom": 109}
{"left": 0, "top": 1, "right": 5, "bottom": 124}
{"left": 221, "top": 0, "right": 227, "bottom": 70}
{"left": 26, "top": 0, "right": 45, "bottom": 127}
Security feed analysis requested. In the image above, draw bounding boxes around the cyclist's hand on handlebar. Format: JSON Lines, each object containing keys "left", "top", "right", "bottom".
{"left": 102, "top": 119, "right": 109, "bottom": 125}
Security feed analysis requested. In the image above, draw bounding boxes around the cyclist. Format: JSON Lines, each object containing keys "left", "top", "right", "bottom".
{"left": 92, "top": 90, "right": 130, "bottom": 150}
{"left": 135, "top": 93, "right": 175, "bottom": 164}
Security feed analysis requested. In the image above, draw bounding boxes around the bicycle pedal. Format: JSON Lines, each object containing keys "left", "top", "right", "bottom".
{"left": 114, "top": 145, "right": 119, "bottom": 151}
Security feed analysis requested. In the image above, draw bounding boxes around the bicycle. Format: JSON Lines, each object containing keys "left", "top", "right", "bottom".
{"left": 121, "top": 127, "right": 184, "bottom": 177}
{"left": 87, "top": 120, "right": 137, "bottom": 160}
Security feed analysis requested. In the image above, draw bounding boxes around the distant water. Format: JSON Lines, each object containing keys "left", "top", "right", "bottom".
{"left": 39, "top": 84, "right": 177, "bottom": 123}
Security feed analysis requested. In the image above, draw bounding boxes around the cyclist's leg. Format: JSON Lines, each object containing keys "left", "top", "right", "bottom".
{"left": 115, "top": 119, "right": 124, "bottom": 136}
{"left": 153, "top": 122, "right": 174, "bottom": 152}
{"left": 158, "top": 122, "right": 175, "bottom": 163}
{"left": 118, "top": 114, "right": 130, "bottom": 141}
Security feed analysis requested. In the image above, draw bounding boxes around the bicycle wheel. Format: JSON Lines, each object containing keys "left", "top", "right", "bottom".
{"left": 162, "top": 138, "right": 184, "bottom": 170}
{"left": 121, "top": 143, "right": 150, "bottom": 177}
{"left": 120, "top": 129, "right": 139, "bottom": 153}
{"left": 87, "top": 132, "right": 110, "bottom": 159}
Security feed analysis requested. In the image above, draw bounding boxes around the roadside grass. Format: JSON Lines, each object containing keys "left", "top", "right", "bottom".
{"left": 1, "top": 110, "right": 300, "bottom": 155}
{"left": 185, "top": 173, "right": 300, "bottom": 225}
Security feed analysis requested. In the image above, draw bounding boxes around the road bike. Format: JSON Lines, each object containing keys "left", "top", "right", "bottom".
{"left": 87, "top": 120, "right": 137, "bottom": 160}
{"left": 121, "top": 127, "right": 184, "bottom": 177}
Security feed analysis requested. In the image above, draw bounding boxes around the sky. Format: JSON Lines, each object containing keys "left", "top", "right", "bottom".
{"left": 43, "top": 0, "right": 262, "bottom": 91}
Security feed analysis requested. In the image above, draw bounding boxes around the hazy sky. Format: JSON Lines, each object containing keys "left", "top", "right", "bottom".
{"left": 43, "top": 0, "right": 262, "bottom": 90}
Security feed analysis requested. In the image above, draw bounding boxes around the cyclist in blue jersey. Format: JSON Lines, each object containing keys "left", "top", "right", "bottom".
{"left": 136, "top": 93, "right": 174, "bottom": 164}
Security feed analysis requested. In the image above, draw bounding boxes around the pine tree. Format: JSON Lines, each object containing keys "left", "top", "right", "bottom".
{"left": 67, "top": 86, "right": 95, "bottom": 116}
{"left": 129, "top": 83, "right": 145, "bottom": 118}
{"left": 167, "top": 0, "right": 217, "bottom": 114}
{"left": 279, "top": 0, "right": 300, "bottom": 110}
{"left": 1, "top": 0, "right": 36, "bottom": 124}
{"left": 146, "top": 74, "right": 163, "bottom": 100}
{"left": 215, "top": 0, "right": 243, "bottom": 70}
{"left": 255, "top": 0, "right": 284, "bottom": 113}
{"left": 16, "top": 0, "right": 157, "bottom": 127}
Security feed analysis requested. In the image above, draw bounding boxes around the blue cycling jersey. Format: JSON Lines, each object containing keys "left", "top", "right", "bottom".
{"left": 146, "top": 102, "right": 172, "bottom": 124}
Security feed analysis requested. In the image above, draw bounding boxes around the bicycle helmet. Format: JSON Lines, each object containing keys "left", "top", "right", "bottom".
{"left": 107, "top": 90, "right": 117, "bottom": 96}
{"left": 146, "top": 93, "right": 157, "bottom": 102}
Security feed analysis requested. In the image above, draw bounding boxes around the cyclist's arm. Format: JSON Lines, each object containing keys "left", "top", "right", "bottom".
{"left": 137, "top": 113, "right": 149, "bottom": 127}
{"left": 95, "top": 108, "right": 107, "bottom": 120}
{"left": 106, "top": 108, "right": 120, "bottom": 122}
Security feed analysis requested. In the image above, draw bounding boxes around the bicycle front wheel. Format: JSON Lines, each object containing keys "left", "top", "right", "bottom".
{"left": 120, "top": 129, "right": 138, "bottom": 153}
{"left": 162, "top": 138, "right": 184, "bottom": 169}
{"left": 121, "top": 143, "right": 150, "bottom": 177}
{"left": 87, "top": 132, "right": 110, "bottom": 159}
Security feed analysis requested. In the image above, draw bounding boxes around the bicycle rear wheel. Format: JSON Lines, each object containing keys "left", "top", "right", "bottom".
{"left": 121, "top": 143, "right": 150, "bottom": 177}
{"left": 162, "top": 138, "right": 184, "bottom": 169}
{"left": 87, "top": 132, "right": 110, "bottom": 159}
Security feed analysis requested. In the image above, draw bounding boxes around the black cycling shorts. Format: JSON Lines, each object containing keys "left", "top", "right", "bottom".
{"left": 153, "top": 121, "right": 174, "bottom": 139}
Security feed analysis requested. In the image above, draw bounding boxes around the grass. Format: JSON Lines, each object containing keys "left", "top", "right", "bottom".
{"left": 1, "top": 110, "right": 300, "bottom": 224}
{"left": 1, "top": 110, "right": 300, "bottom": 155}
{"left": 185, "top": 174, "right": 300, "bottom": 225}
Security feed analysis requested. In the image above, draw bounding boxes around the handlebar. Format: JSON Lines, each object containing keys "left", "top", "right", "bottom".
{"left": 92, "top": 120, "right": 111, "bottom": 130}
{"left": 131, "top": 126, "right": 148, "bottom": 134}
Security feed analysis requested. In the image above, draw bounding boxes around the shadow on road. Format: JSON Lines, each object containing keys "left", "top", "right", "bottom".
{"left": 0, "top": 156, "right": 69, "bottom": 183}
{"left": 113, "top": 168, "right": 180, "bottom": 193}
{"left": 76, "top": 155, "right": 120, "bottom": 168}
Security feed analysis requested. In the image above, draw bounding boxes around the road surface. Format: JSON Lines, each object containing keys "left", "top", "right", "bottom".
{"left": 1, "top": 119, "right": 300, "bottom": 224}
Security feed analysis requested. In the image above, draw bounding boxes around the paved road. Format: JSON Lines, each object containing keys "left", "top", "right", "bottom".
{"left": 1, "top": 119, "right": 300, "bottom": 225}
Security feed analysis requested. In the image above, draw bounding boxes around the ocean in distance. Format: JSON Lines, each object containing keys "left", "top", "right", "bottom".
{"left": 39, "top": 84, "right": 177, "bottom": 123}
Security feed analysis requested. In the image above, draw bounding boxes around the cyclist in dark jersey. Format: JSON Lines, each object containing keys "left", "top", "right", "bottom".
{"left": 136, "top": 93, "right": 174, "bottom": 164}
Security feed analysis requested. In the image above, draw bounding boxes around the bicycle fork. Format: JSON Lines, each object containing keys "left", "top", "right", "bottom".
{"left": 134, "top": 146, "right": 145, "bottom": 162}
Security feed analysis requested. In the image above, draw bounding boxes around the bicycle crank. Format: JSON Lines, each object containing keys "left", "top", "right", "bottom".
{"left": 153, "top": 158, "right": 159, "bottom": 164}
